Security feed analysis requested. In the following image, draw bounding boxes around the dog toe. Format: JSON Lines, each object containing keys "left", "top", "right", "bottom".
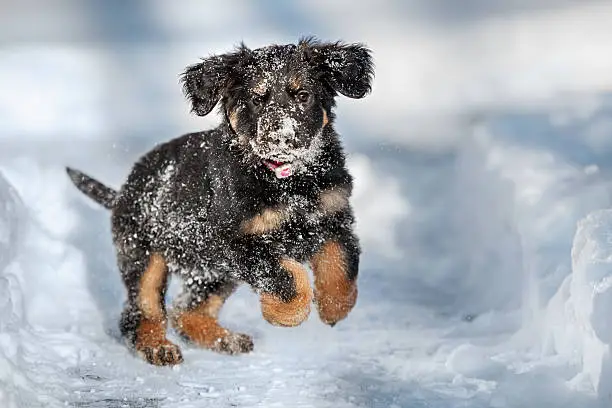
{"left": 138, "top": 341, "right": 183, "bottom": 366}
{"left": 159, "top": 343, "right": 184, "bottom": 365}
{"left": 216, "top": 332, "right": 254, "bottom": 355}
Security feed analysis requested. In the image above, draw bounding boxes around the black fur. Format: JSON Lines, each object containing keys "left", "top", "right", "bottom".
{"left": 66, "top": 167, "right": 116, "bottom": 210}
{"left": 67, "top": 38, "right": 373, "bottom": 352}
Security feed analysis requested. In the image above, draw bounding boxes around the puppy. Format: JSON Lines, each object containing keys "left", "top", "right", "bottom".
{"left": 66, "top": 37, "right": 373, "bottom": 365}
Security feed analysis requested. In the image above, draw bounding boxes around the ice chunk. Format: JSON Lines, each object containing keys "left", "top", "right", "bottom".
{"left": 0, "top": 171, "right": 25, "bottom": 330}
{"left": 544, "top": 209, "right": 612, "bottom": 396}
{"left": 0, "top": 171, "right": 24, "bottom": 271}
{"left": 0, "top": 171, "right": 31, "bottom": 408}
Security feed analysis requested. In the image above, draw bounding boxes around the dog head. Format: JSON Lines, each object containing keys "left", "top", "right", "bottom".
{"left": 181, "top": 38, "right": 373, "bottom": 176}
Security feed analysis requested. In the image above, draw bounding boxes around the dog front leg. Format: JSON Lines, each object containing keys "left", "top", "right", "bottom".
{"left": 258, "top": 257, "right": 313, "bottom": 327}
{"left": 227, "top": 242, "right": 313, "bottom": 327}
{"left": 130, "top": 252, "right": 183, "bottom": 365}
{"left": 310, "top": 229, "right": 360, "bottom": 326}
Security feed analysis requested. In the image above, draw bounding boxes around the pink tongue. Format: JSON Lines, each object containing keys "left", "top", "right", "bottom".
{"left": 266, "top": 160, "right": 283, "bottom": 170}
{"left": 264, "top": 160, "right": 293, "bottom": 178}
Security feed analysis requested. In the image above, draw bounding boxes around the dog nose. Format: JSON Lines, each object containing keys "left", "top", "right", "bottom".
{"left": 263, "top": 133, "right": 295, "bottom": 149}
{"left": 265, "top": 132, "right": 282, "bottom": 142}
{"left": 257, "top": 113, "right": 297, "bottom": 146}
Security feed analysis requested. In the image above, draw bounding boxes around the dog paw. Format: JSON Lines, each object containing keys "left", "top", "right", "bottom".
{"left": 260, "top": 291, "right": 312, "bottom": 327}
{"left": 213, "top": 332, "right": 254, "bottom": 355}
{"left": 260, "top": 258, "right": 313, "bottom": 327}
{"left": 311, "top": 241, "right": 358, "bottom": 326}
{"left": 315, "top": 281, "right": 357, "bottom": 326}
{"left": 136, "top": 341, "right": 184, "bottom": 366}
{"left": 172, "top": 311, "right": 254, "bottom": 355}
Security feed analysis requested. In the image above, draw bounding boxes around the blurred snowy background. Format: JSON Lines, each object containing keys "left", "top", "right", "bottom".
{"left": 2, "top": 0, "right": 612, "bottom": 407}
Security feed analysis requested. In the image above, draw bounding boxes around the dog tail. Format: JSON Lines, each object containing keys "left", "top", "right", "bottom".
{"left": 66, "top": 167, "right": 117, "bottom": 210}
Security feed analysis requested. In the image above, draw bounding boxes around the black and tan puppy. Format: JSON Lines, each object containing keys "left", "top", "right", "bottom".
{"left": 66, "top": 38, "right": 373, "bottom": 366}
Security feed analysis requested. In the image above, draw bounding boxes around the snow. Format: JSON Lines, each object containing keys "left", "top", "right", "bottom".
{"left": 543, "top": 210, "right": 612, "bottom": 395}
{"left": 349, "top": 155, "right": 410, "bottom": 259}
{"left": 4, "top": 120, "right": 612, "bottom": 407}
{"left": 3, "top": 2, "right": 612, "bottom": 407}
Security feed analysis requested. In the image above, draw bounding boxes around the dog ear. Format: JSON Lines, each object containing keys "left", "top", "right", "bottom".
{"left": 181, "top": 56, "right": 225, "bottom": 116}
{"left": 181, "top": 50, "right": 244, "bottom": 116}
{"left": 304, "top": 39, "right": 374, "bottom": 99}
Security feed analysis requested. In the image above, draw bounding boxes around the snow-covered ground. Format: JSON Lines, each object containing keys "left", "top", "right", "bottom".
{"left": 3, "top": 1, "right": 612, "bottom": 407}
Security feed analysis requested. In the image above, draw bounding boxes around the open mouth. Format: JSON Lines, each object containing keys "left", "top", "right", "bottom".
{"left": 263, "top": 159, "right": 294, "bottom": 178}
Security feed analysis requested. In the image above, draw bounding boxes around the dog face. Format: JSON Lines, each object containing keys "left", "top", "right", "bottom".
{"left": 181, "top": 38, "right": 373, "bottom": 174}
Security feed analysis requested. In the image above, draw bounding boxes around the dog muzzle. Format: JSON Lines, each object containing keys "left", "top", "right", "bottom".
{"left": 264, "top": 160, "right": 293, "bottom": 178}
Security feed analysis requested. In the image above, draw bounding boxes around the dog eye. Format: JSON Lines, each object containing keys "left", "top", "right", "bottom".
{"left": 296, "top": 90, "right": 310, "bottom": 103}
{"left": 252, "top": 95, "right": 265, "bottom": 106}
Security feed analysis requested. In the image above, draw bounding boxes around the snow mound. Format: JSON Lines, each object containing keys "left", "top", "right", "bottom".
{"left": 0, "top": 171, "right": 30, "bottom": 407}
{"left": 0, "top": 172, "right": 24, "bottom": 271}
{"left": 0, "top": 170, "right": 25, "bottom": 332}
{"left": 544, "top": 209, "right": 612, "bottom": 399}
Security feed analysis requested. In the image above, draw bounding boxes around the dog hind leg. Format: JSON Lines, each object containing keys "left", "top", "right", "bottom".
{"left": 170, "top": 282, "right": 254, "bottom": 354}
{"left": 119, "top": 252, "right": 183, "bottom": 366}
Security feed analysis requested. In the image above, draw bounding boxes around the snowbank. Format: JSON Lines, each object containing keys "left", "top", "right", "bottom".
{"left": 544, "top": 210, "right": 612, "bottom": 399}
{"left": 0, "top": 172, "right": 24, "bottom": 271}
{"left": 0, "top": 170, "right": 25, "bottom": 335}
{"left": 0, "top": 171, "right": 30, "bottom": 407}
{"left": 0, "top": 166, "right": 101, "bottom": 408}
{"left": 451, "top": 132, "right": 523, "bottom": 314}
{"left": 429, "top": 126, "right": 612, "bottom": 406}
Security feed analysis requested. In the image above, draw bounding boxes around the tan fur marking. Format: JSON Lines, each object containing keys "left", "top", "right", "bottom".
{"left": 135, "top": 319, "right": 183, "bottom": 365}
{"left": 289, "top": 76, "right": 303, "bottom": 91}
{"left": 228, "top": 109, "right": 239, "bottom": 130}
{"left": 135, "top": 319, "right": 165, "bottom": 348}
{"left": 322, "top": 108, "right": 329, "bottom": 127}
{"left": 311, "top": 241, "right": 357, "bottom": 325}
{"left": 134, "top": 253, "right": 182, "bottom": 365}
{"left": 198, "top": 294, "right": 224, "bottom": 319}
{"left": 240, "top": 206, "right": 289, "bottom": 235}
{"left": 138, "top": 252, "right": 167, "bottom": 322}
{"left": 260, "top": 258, "right": 313, "bottom": 327}
{"left": 171, "top": 292, "right": 253, "bottom": 354}
{"left": 174, "top": 311, "right": 230, "bottom": 349}
{"left": 319, "top": 187, "right": 350, "bottom": 215}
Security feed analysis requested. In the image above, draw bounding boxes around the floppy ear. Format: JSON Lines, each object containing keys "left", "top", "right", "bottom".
{"left": 180, "top": 53, "right": 237, "bottom": 116}
{"left": 305, "top": 39, "right": 374, "bottom": 99}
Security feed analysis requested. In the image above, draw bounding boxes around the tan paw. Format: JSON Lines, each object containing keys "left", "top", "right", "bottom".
{"left": 315, "top": 280, "right": 358, "bottom": 326}
{"left": 136, "top": 340, "right": 184, "bottom": 366}
{"left": 260, "top": 259, "right": 313, "bottom": 327}
{"left": 311, "top": 240, "right": 358, "bottom": 326}
{"left": 135, "top": 318, "right": 184, "bottom": 366}
{"left": 212, "top": 332, "right": 255, "bottom": 355}
{"left": 172, "top": 311, "right": 254, "bottom": 355}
